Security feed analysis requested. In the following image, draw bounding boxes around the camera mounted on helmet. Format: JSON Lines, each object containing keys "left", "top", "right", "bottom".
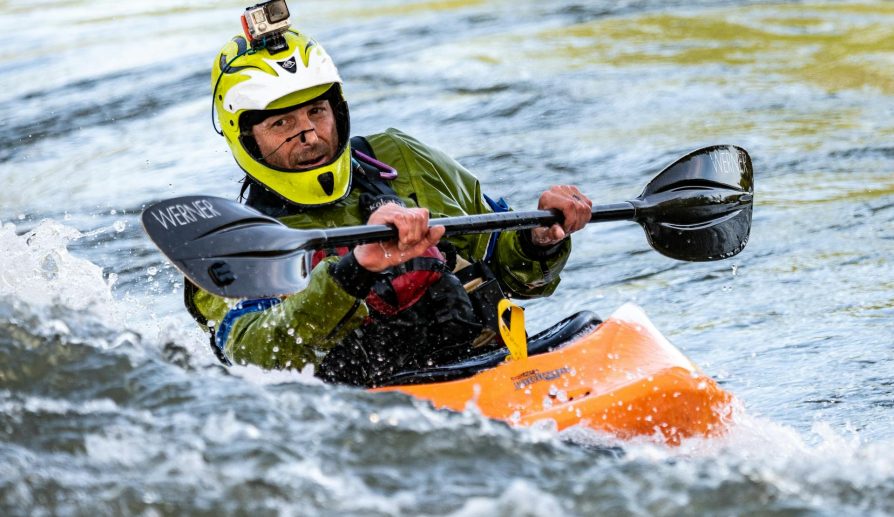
{"left": 241, "top": 0, "right": 292, "bottom": 53}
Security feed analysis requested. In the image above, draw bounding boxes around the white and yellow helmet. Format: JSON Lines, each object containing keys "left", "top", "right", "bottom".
{"left": 212, "top": 30, "right": 351, "bottom": 207}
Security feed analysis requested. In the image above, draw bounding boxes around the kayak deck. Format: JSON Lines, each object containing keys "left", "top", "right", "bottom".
{"left": 372, "top": 304, "right": 733, "bottom": 445}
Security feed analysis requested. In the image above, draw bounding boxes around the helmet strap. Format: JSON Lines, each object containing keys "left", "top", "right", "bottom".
{"left": 211, "top": 47, "right": 255, "bottom": 136}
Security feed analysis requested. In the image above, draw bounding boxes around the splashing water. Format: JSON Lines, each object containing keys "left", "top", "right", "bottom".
{"left": 1, "top": 0, "right": 893, "bottom": 515}
{"left": 0, "top": 220, "right": 112, "bottom": 312}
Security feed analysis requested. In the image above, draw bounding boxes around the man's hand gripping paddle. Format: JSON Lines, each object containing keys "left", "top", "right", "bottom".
{"left": 141, "top": 145, "right": 754, "bottom": 298}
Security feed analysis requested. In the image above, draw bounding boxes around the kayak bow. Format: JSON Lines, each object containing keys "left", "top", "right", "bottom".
{"left": 373, "top": 304, "right": 734, "bottom": 445}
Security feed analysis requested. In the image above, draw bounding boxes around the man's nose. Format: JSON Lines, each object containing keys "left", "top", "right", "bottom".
{"left": 295, "top": 114, "right": 318, "bottom": 144}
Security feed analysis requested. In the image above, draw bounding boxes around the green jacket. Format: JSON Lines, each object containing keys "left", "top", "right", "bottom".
{"left": 189, "top": 128, "right": 571, "bottom": 369}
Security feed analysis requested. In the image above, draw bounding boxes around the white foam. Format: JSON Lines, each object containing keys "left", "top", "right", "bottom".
{"left": 0, "top": 219, "right": 112, "bottom": 313}
{"left": 229, "top": 362, "right": 324, "bottom": 386}
{"left": 0, "top": 218, "right": 204, "bottom": 357}
{"left": 201, "top": 410, "right": 261, "bottom": 444}
{"left": 446, "top": 479, "right": 566, "bottom": 517}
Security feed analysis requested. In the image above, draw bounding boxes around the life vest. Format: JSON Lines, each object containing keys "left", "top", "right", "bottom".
{"left": 204, "top": 136, "right": 510, "bottom": 384}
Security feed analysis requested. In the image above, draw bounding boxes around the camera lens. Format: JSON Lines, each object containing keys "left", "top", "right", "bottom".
{"left": 265, "top": 1, "right": 289, "bottom": 23}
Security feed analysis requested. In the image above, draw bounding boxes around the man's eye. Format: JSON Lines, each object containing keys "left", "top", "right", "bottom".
{"left": 272, "top": 119, "right": 286, "bottom": 127}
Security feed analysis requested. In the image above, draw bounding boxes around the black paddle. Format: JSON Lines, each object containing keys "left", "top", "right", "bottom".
{"left": 142, "top": 145, "right": 753, "bottom": 298}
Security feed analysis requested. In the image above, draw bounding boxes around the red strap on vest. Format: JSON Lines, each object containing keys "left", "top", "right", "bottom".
{"left": 315, "top": 246, "right": 446, "bottom": 317}
{"left": 366, "top": 247, "right": 445, "bottom": 317}
{"left": 311, "top": 247, "right": 350, "bottom": 268}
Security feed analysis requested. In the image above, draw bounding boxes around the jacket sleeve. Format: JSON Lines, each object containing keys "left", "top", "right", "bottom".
{"left": 369, "top": 128, "right": 572, "bottom": 299}
{"left": 488, "top": 225, "right": 571, "bottom": 299}
{"left": 188, "top": 256, "right": 368, "bottom": 370}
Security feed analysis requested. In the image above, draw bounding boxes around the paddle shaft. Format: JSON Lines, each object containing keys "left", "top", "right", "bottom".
{"left": 318, "top": 202, "right": 635, "bottom": 248}
{"left": 140, "top": 145, "right": 751, "bottom": 297}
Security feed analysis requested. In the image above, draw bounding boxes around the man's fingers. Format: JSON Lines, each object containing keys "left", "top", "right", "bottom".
{"left": 538, "top": 185, "right": 592, "bottom": 235}
{"left": 551, "top": 224, "right": 566, "bottom": 242}
{"left": 389, "top": 211, "right": 410, "bottom": 250}
{"left": 400, "top": 224, "right": 443, "bottom": 259}
{"left": 567, "top": 186, "right": 592, "bottom": 233}
{"left": 414, "top": 208, "right": 430, "bottom": 245}
{"left": 378, "top": 206, "right": 424, "bottom": 250}
{"left": 371, "top": 205, "right": 435, "bottom": 254}
{"left": 395, "top": 208, "right": 427, "bottom": 249}
{"left": 428, "top": 224, "right": 446, "bottom": 243}
{"left": 358, "top": 205, "right": 441, "bottom": 271}
{"left": 530, "top": 224, "right": 565, "bottom": 247}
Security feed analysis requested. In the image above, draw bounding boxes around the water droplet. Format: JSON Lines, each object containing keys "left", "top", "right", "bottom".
{"left": 113, "top": 220, "right": 126, "bottom": 232}
{"left": 272, "top": 346, "right": 279, "bottom": 353}
{"left": 147, "top": 266, "right": 158, "bottom": 276}
{"left": 287, "top": 328, "right": 295, "bottom": 336}
{"left": 40, "top": 254, "right": 59, "bottom": 280}
{"left": 731, "top": 264, "right": 739, "bottom": 276}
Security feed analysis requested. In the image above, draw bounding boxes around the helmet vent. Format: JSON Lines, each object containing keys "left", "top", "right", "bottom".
{"left": 317, "top": 172, "right": 335, "bottom": 195}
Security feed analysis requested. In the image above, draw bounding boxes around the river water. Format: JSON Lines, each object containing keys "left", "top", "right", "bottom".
{"left": 2, "top": 0, "right": 893, "bottom": 515}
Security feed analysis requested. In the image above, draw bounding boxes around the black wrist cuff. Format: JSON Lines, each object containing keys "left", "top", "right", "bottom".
{"left": 329, "top": 251, "right": 380, "bottom": 298}
{"left": 519, "top": 229, "right": 566, "bottom": 260}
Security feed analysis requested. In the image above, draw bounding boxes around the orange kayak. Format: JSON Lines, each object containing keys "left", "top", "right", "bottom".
{"left": 373, "top": 304, "right": 734, "bottom": 445}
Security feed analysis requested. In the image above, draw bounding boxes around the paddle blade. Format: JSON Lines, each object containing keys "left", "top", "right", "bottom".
{"left": 141, "top": 196, "right": 321, "bottom": 297}
{"left": 175, "top": 252, "right": 314, "bottom": 299}
{"left": 634, "top": 146, "right": 754, "bottom": 261}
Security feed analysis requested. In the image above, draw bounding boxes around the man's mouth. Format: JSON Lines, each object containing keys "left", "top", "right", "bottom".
{"left": 298, "top": 156, "right": 326, "bottom": 167}
{"left": 293, "top": 154, "right": 328, "bottom": 168}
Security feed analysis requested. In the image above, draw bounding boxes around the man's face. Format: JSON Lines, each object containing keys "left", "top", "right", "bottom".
{"left": 250, "top": 99, "right": 339, "bottom": 170}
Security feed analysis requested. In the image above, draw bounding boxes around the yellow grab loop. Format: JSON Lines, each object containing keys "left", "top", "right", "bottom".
{"left": 497, "top": 298, "right": 528, "bottom": 361}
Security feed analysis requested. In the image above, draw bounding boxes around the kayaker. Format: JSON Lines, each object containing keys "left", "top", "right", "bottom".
{"left": 186, "top": 27, "right": 592, "bottom": 386}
